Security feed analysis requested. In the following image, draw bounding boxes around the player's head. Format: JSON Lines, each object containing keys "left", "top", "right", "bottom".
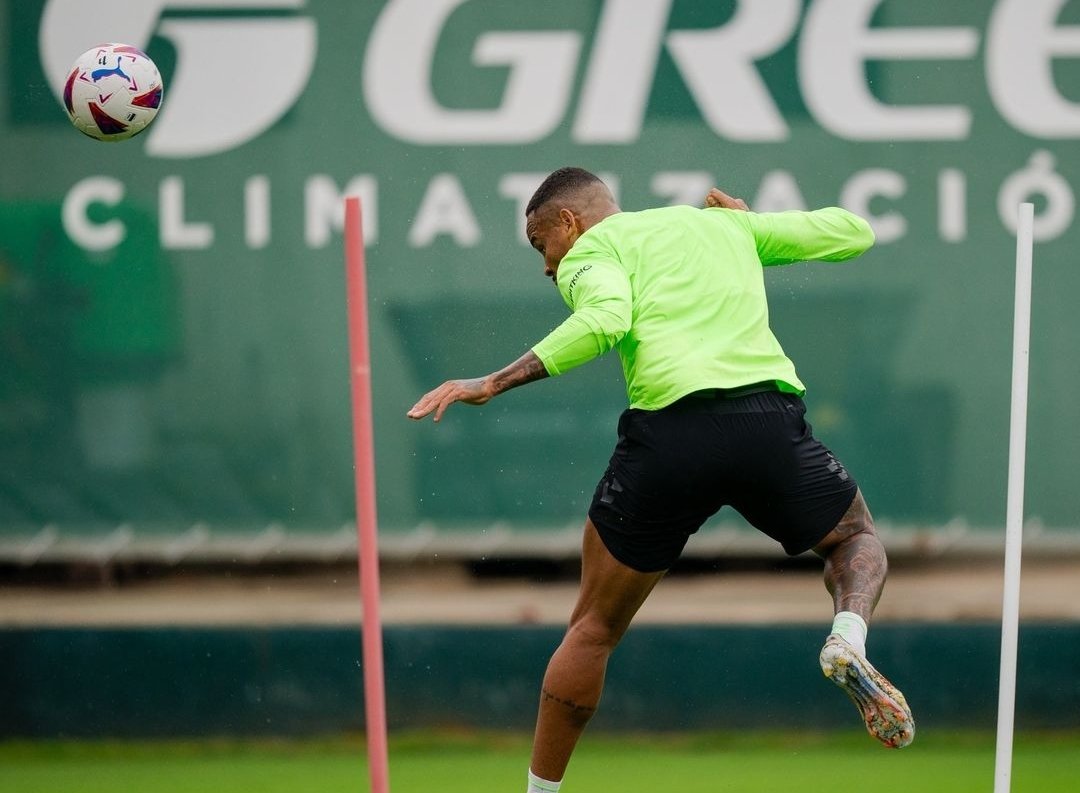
{"left": 525, "top": 167, "right": 619, "bottom": 285}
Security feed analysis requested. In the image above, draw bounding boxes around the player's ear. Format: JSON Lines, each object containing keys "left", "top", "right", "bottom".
{"left": 558, "top": 207, "right": 578, "bottom": 235}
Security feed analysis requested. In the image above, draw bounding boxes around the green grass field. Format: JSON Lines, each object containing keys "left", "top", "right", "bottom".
{"left": 2, "top": 731, "right": 1078, "bottom": 793}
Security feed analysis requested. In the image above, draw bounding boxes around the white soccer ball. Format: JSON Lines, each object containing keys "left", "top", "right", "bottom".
{"left": 63, "top": 43, "right": 164, "bottom": 142}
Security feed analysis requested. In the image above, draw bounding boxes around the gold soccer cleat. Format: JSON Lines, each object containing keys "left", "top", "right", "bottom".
{"left": 820, "top": 634, "right": 915, "bottom": 748}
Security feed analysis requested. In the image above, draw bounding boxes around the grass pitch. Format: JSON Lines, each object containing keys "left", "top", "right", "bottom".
{"left": 1, "top": 730, "right": 1077, "bottom": 793}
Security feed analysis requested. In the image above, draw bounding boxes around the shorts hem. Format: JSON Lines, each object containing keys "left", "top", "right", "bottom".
{"left": 778, "top": 484, "right": 859, "bottom": 556}
{"left": 588, "top": 508, "right": 681, "bottom": 573}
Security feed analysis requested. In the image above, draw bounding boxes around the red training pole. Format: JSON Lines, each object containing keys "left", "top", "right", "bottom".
{"left": 344, "top": 196, "right": 390, "bottom": 793}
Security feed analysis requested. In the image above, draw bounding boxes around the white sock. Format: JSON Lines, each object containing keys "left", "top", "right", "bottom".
{"left": 528, "top": 769, "right": 562, "bottom": 793}
{"left": 831, "top": 611, "right": 868, "bottom": 658}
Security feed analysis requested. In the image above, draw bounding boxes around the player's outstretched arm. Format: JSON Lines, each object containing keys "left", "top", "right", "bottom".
{"left": 406, "top": 350, "right": 549, "bottom": 422}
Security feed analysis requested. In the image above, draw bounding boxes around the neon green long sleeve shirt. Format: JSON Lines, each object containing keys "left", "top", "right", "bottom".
{"left": 530, "top": 205, "right": 875, "bottom": 410}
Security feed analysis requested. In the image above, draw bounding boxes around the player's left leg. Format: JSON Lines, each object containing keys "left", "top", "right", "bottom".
{"left": 529, "top": 517, "right": 666, "bottom": 787}
{"left": 813, "top": 489, "right": 914, "bottom": 748}
{"left": 812, "top": 488, "right": 885, "bottom": 626}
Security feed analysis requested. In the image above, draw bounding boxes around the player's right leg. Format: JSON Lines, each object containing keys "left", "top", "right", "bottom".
{"left": 528, "top": 517, "right": 666, "bottom": 788}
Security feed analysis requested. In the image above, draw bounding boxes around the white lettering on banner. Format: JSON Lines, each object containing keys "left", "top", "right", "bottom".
{"left": 938, "top": 169, "right": 967, "bottom": 243}
{"left": 160, "top": 177, "right": 214, "bottom": 249}
{"left": 62, "top": 177, "right": 126, "bottom": 252}
{"left": 572, "top": 0, "right": 674, "bottom": 143}
{"left": 149, "top": 18, "right": 316, "bottom": 157}
{"left": 998, "top": 151, "right": 1076, "bottom": 241}
{"left": 363, "top": 0, "right": 581, "bottom": 144}
{"left": 408, "top": 174, "right": 481, "bottom": 247}
{"left": 664, "top": 0, "right": 801, "bottom": 142}
{"left": 752, "top": 172, "right": 808, "bottom": 212}
{"left": 570, "top": 0, "right": 801, "bottom": 142}
{"left": 39, "top": 0, "right": 1080, "bottom": 152}
{"left": 988, "top": 0, "right": 1080, "bottom": 138}
{"left": 58, "top": 158, "right": 1076, "bottom": 254}
{"left": 800, "top": 0, "right": 978, "bottom": 140}
{"left": 245, "top": 176, "right": 271, "bottom": 250}
{"left": 651, "top": 172, "right": 715, "bottom": 209}
{"left": 306, "top": 175, "right": 379, "bottom": 249}
{"left": 840, "top": 169, "right": 908, "bottom": 244}
{"left": 364, "top": 0, "right": 1080, "bottom": 145}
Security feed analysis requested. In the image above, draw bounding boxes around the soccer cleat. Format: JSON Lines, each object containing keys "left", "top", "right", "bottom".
{"left": 819, "top": 634, "right": 915, "bottom": 748}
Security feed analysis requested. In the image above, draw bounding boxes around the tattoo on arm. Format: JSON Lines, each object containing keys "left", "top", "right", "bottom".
{"left": 488, "top": 350, "right": 549, "bottom": 397}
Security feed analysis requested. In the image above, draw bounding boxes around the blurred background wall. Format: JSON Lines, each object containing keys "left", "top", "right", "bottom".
{"left": 1, "top": 0, "right": 1079, "bottom": 563}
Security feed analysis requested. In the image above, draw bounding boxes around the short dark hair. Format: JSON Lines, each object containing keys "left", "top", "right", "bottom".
{"left": 525, "top": 167, "right": 603, "bottom": 217}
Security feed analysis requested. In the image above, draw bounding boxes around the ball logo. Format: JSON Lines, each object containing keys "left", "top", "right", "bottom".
{"left": 89, "top": 58, "right": 130, "bottom": 86}
{"left": 40, "top": 0, "right": 316, "bottom": 158}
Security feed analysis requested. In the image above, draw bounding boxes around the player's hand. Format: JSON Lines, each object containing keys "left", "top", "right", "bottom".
{"left": 407, "top": 377, "right": 493, "bottom": 422}
{"left": 704, "top": 188, "right": 749, "bottom": 211}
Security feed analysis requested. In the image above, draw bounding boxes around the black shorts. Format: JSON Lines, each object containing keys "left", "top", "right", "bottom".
{"left": 588, "top": 389, "right": 858, "bottom": 572}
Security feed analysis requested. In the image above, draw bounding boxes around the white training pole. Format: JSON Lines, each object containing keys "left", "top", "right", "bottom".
{"left": 993, "top": 202, "right": 1035, "bottom": 793}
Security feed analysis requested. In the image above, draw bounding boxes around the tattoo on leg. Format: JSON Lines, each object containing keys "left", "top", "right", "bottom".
{"left": 541, "top": 687, "right": 597, "bottom": 716}
{"left": 820, "top": 492, "right": 888, "bottom": 621}
{"left": 825, "top": 533, "right": 887, "bottom": 618}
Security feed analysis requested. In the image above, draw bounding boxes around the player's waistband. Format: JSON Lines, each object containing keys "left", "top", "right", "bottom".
{"left": 684, "top": 380, "right": 782, "bottom": 400}
{"left": 668, "top": 382, "right": 801, "bottom": 415}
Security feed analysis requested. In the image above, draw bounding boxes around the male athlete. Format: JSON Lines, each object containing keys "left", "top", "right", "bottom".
{"left": 407, "top": 167, "right": 915, "bottom": 793}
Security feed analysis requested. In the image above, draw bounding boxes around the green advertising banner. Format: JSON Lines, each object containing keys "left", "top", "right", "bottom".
{"left": 1, "top": 0, "right": 1078, "bottom": 549}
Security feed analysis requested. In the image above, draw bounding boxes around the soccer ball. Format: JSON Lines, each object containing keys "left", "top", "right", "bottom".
{"left": 63, "top": 43, "right": 163, "bottom": 142}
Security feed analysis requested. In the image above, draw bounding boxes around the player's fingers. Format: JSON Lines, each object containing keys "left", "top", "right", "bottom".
{"left": 432, "top": 391, "right": 459, "bottom": 422}
{"left": 407, "top": 383, "right": 450, "bottom": 419}
{"left": 406, "top": 399, "right": 432, "bottom": 419}
{"left": 705, "top": 187, "right": 749, "bottom": 212}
